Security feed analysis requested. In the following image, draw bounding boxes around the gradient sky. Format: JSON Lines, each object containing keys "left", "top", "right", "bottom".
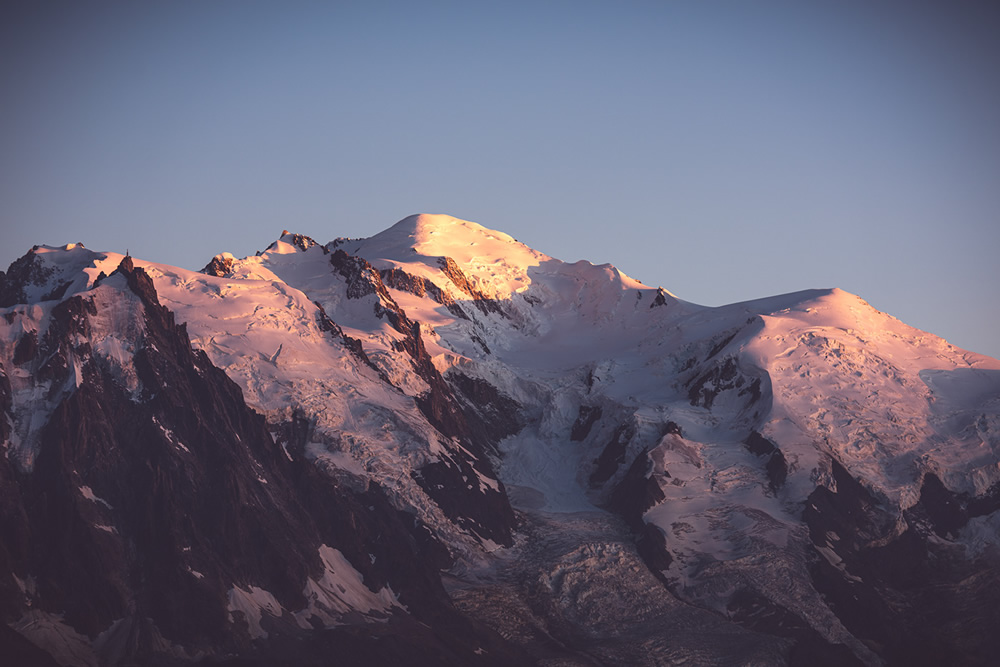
{"left": 2, "top": 1, "right": 998, "bottom": 359}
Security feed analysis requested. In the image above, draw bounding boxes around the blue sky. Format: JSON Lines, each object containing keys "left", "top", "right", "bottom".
{"left": 2, "top": 1, "right": 998, "bottom": 358}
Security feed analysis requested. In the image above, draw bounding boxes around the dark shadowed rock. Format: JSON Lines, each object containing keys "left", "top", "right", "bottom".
{"left": 437, "top": 257, "right": 507, "bottom": 317}
{"left": 570, "top": 405, "right": 602, "bottom": 442}
{"left": 744, "top": 431, "right": 788, "bottom": 492}
{"left": 609, "top": 448, "right": 665, "bottom": 528}
{"left": 330, "top": 248, "right": 517, "bottom": 546}
{"left": 687, "top": 356, "right": 762, "bottom": 411}
{"left": 590, "top": 421, "right": 636, "bottom": 487}
{"left": 803, "top": 458, "right": 1000, "bottom": 666}
{"left": 1, "top": 249, "right": 53, "bottom": 307}
{"left": 201, "top": 254, "right": 235, "bottom": 277}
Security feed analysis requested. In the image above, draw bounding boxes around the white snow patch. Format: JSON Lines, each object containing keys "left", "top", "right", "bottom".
{"left": 293, "top": 545, "right": 402, "bottom": 629}
{"left": 227, "top": 585, "right": 285, "bottom": 639}
{"left": 79, "top": 485, "right": 113, "bottom": 509}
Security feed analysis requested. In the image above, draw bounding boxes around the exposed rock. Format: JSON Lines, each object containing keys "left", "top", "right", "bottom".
{"left": 803, "top": 458, "right": 1000, "bottom": 666}
{"left": 200, "top": 254, "right": 235, "bottom": 277}
{"left": 687, "top": 356, "right": 762, "bottom": 411}
{"left": 412, "top": 458, "right": 516, "bottom": 548}
{"left": 906, "top": 472, "right": 1000, "bottom": 540}
{"left": 590, "top": 421, "right": 636, "bottom": 487}
{"left": 609, "top": 448, "right": 665, "bottom": 528}
{"left": 330, "top": 250, "right": 396, "bottom": 304}
{"left": 437, "top": 257, "right": 506, "bottom": 317}
{"left": 447, "top": 372, "right": 524, "bottom": 452}
{"left": 380, "top": 267, "right": 469, "bottom": 320}
{"left": 0, "top": 249, "right": 52, "bottom": 307}
{"left": 649, "top": 287, "right": 669, "bottom": 308}
{"left": 0, "top": 365, "right": 11, "bottom": 445}
{"left": 12, "top": 331, "right": 37, "bottom": 366}
{"left": 726, "top": 589, "right": 864, "bottom": 667}
{"left": 744, "top": 431, "right": 788, "bottom": 492}
{"left": 283, "top": 232, "right": 322, "bottom": 253}
{"left": 570, "top": 405, "right": 602, "bottom": 442}
{"left": 330, "top": 249, "right": 516, "bottom": 545}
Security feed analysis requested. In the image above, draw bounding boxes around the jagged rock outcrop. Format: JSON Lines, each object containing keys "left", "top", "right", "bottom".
{"left": 0, "top": 258, "right": 523, "bottom": 665}
{"left": 1, "top": 247, "right": 75, "bottom": 307}
{"left": 200, "top": 253, "right": 234, "bottom": 277}
{"left": 803, "top": 460, "right": 1000, "bottom": 666}
{"left": 745, "top": 431, "right": 788, "bottom": 493}
{"left": 570, "top": 405, "right": 602, "bottom": 442}
{"left": 329, "top": 247, "right": 516, "bottom": 546}
{"left": 437, "top": 257, "right": 506, "bottom": 316}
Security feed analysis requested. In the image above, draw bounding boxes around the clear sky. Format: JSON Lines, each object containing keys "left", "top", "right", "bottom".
{"left": 2, "top": 1, "right": 998, "bottom": 359}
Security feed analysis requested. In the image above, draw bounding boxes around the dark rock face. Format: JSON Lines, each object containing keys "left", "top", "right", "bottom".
{"left": 447, "top": 372, "right": 524, "bottom": 453}
{"left": 592, "top": 421, "right": 681, "bottom": 489}
{"left": 590, "top": 421, "right": 637, "bottom": 487}
{"left": 330, "top": 249, "right": 398, "bottom": 306}
{"left": 803, "top": 459, "right": 1000, "bottom": 666}
{"left": 649, "top": 287, "right": 669, "bottom": 308}
{"left": 0, "top": 248, "right": 53, "bottom": 307}
{"left": 282, "top": 232, "right": 322, "bottom": 253}
{"left": 12, "top": 330, "right": 37, "bottom": 366}
{"left": 0, "top": 624, "right": 60, "bottom": 667}
{"left": 0, "top": 258, "right": 522, "bottom": 665}
{"left": 0, "top": 365, "right": 11, "bottom": 445}
{"left": 570, "top": 405, "right": 602, "bottom": 442}
{"left": 606, "top": 423, "right": 681, "bottom": 582}
{"left": 330, "top": 248, "right": 517, "bottom": 546}
{"left": 200, "top": 254, "right": 235, "bottom": 277}
{"left": 744, "top": 431, "right": 787, "bottom": 492}
{"left": 726, "top": 589, "right": 864, "bottom": 667}
{"left": 634, "top": 522, "right": 673, "bottom": 573}
{"left": 687, "top": 356, "right": 762, "bottom": 411}
{"left": 437, "top": 257, "right": 507, "bottom": 317}
{"left": 908, "top": 472, "right": 1000, "bottom": 539}
{"left": 408, "top": 347, "right": 518, "bottom": 546}
{"left": 412, "top": 458, "right": 516, "bottom": 548}
{"left": 380, "top": 267, "right": 469, "bottom": 320}
{"left": 609, "top": 448, "right": 665, "bottom": 528}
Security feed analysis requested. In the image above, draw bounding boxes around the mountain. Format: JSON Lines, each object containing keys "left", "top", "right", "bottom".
{"left": 2, "top": 213, "right": 999, "bottom": 666}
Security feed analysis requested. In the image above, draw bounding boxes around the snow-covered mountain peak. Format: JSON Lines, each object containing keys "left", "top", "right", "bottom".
{"left": 6, "top": 215, "right": 1000, "bottom": 666}
{"left": 261, "top": 231, "right": 322, "bottom": 255}
{"left": 328, "top": 214, "right": 662, "bottom": 312}
{"left": 387, "top": 213, "right": 524, "bottom": 254}
{"left": 329, "top": 214, "right": 550, "bottom": 298}
{"left": 0, "top": 243, "right": 125, "bottom": 308}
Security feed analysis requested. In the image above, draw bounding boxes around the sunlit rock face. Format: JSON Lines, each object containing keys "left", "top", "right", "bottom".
{"left": 3, "top": 215, "right": 1000, "bottom": 666}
